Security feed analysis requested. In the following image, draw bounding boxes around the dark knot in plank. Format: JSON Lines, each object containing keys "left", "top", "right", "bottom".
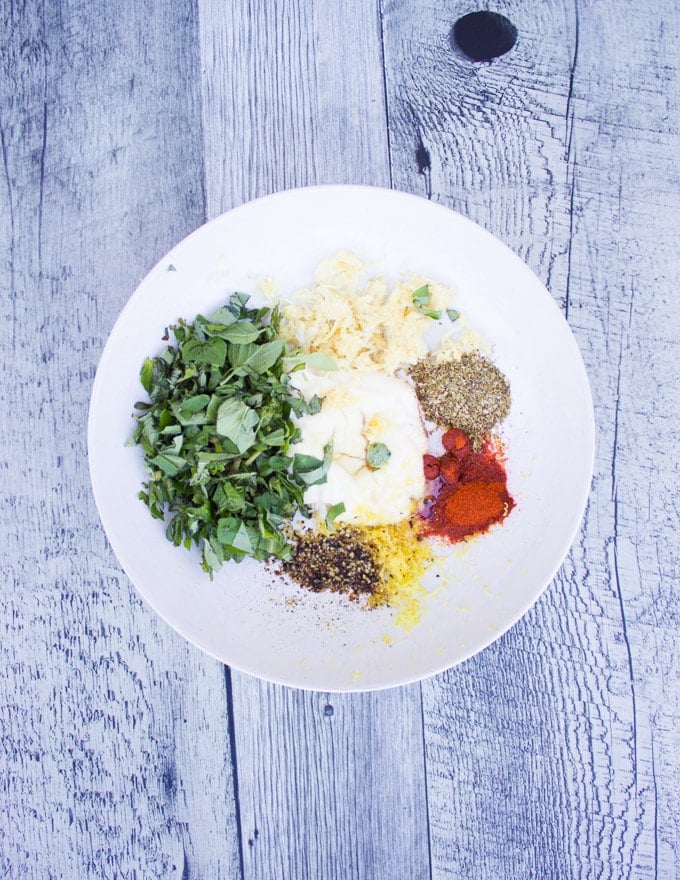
{"left": 450, "top": 11, "right": 517, "bottom": 62}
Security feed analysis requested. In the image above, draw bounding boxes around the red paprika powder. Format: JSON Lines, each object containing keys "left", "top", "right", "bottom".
{"left": 422, "top": 431, "right": 514, "bottom": 542}
{"left": 439, "top": 454, "right": 461, "bottom": 485}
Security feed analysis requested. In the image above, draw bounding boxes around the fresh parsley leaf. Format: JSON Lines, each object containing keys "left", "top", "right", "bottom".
{"left": 446, "top": 308, "right": 460, "bottom": 322}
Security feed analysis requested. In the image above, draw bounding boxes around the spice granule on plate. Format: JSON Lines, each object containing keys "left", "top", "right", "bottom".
{"left": 421, "top": 434, "right": 515, "bottom": 543}
{"left": 408, "top": 352, "right": 511, "bottom": 449}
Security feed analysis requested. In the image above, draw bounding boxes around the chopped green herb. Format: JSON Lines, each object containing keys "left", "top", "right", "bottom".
{"left": 140, "top": 358, "right": 154, "bottom": 394}
{"left": 292, "top": 442, "right": 334, "bottom": 487}
{"left": 446, "top": 308, "right": 460, "bottom": 322}
{"left": 366, "top": 442, "right": 391, "bottom": 470}
{"left": 181, "top": 336, "right": 227, "bottom": 367}
{"left": 284, "top": 350, "right": 338, "bottom": 372}
{"left": 412, "top": 284, "right": 441, "bottom": 320}
{"left": 216, "top": 398, "right": 259, "bottom": 454}
{"left": 325, "top": 502, "right": 346, "bottom": 531}
{"left": 128, "top": 293, "right": 327, "bottom": 576}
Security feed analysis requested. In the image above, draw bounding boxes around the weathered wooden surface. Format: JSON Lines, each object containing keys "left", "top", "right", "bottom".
{"left": 1, "top": 0, "right": 678, "bottom": 878}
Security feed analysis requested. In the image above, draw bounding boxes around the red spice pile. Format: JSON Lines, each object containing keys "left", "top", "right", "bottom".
{"left": 421, "top": 428, "right": 514, "bottom": 542}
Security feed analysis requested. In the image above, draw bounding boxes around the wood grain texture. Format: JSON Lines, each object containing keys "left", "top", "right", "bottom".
{"left": 383, "top": 0, "right": 680, "bottom": 876}
{"left": 0, "top": 2, "right": 240, "bottom": 877}
{"left": 198, "top": 0, "right": 391, "bottom": 213}
{"left": 198, "top": 3, "right": 430, "bottom": 878}
{"left": 233, "top": 686, "right": 430, "bottom": 880}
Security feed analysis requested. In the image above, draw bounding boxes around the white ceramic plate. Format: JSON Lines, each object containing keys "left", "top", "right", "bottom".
{"left": 88, "top": 185, "right": 594, "bottom": 691}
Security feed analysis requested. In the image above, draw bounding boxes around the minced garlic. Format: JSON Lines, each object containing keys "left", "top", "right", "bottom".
{"left": 279, "top": 252, "right": 457, "bottom": 373}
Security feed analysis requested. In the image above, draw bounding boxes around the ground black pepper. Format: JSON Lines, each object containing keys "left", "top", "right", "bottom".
{"left": 408, "top": 351, "right": 511, "bottom": 449}
{"left": 281, "top": 528, "right": 382, "bottom": 601}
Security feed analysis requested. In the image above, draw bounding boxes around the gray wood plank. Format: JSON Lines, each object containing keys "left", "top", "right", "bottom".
{"left": 233, "top": 685, "right": 430, "bottom": 880}
{"left": 383, "top": 0, "right": 680, "bottom": 876}
{"left": 197, "top": 2, "right": 431, "bottom": 878}
{"left": 198, "top": 0, "right": 391, "bottom": 211}
{"left": 0, "top": 2, "right": 241, "bottom": 877}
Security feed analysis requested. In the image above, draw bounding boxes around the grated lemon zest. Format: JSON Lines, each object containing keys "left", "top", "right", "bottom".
{"left": 359, "top": 519, "right": 434, "bottom": 631}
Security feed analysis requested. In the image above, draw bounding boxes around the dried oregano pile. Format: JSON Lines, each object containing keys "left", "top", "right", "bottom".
{"left": 408, "top": 351, "right": 511, "bottom": 449}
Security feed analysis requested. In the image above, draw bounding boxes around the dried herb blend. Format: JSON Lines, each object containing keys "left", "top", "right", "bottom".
{"left": 408, "top": 352, "right": 510, "bottom": 449}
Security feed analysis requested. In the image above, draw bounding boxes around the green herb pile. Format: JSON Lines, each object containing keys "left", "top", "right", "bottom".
{"left": 128, "top": 294, "right": 332, "bottom": 576}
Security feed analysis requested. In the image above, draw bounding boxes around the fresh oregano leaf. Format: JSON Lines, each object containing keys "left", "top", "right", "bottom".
{"left": 412, "top": 284, "right": 441, "bottom": 320}
{"left": 294, "top": 442, "right": 334, "bottom": 486}
{"left": 366, "top": 442, "right": 391, "bottom": 470}
{"left": 325, "top": 502, "right": 345, "bottom": 530}
{"left": 181, "top": 337, "right": 227, "bottom": 367}
{"left": 140, "top": 358, "right": 154, "bottom": 394}
{"left": 216, "top": 398, "right": 259, "bottom": 454}
{"left": 207, "top": 305, "right": 238, "bottom": 325}
{"left": 285, "top": 350, "right": 338, "bottom": 372}
{"left": 220, "top": 321, "right": 261, "bottom": 344}
{"left": 243, "top": 339, "right": 285, "bottom": 374}
{"left": 129, "top": 292, "right": 330, "bottom": 575}
{"left": 228, "top": 342, "right": 258, "bottom": 368}
{"left": 150, "top": 453, "right": 187, "bottom": 477}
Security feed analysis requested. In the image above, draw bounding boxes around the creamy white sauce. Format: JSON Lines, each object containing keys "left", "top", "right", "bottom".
{"left": 291, "top": 370, "right": 427, "bottom": 526}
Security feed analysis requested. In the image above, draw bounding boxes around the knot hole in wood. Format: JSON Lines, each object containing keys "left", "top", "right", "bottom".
{"left": 450, "top": 11, "right": 518, "bottom": 62}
